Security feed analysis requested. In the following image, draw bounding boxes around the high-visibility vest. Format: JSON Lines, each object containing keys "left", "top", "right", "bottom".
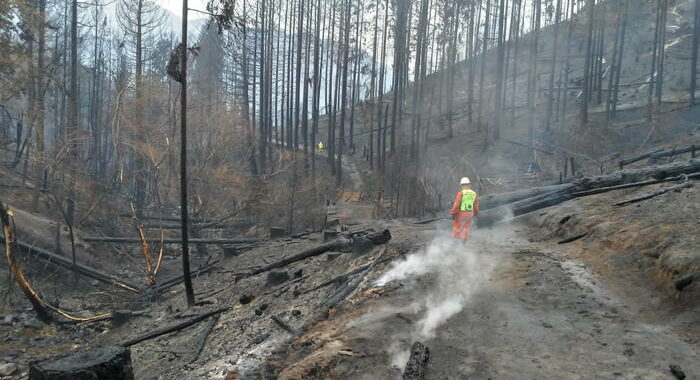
{"left": 460, "top": 189, "right": 477, "bottom": 212}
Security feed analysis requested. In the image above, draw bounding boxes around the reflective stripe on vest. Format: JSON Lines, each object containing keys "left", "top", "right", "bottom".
{"left": 460, "top": 189, "right": 476, "bottom": 212}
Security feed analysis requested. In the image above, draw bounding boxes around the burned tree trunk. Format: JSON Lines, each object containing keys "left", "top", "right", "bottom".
{"left": 477, "top": 159, "right": 700, "bottom": 225}
{"left": 580, "top": 0, "right": 595, "bottom": 124}
{"left": 250, "top": 229, "right": 391, "bottom": 276}
{"left": 403, "top": 341, "right": 430, "bottom": 380}
{"left": 691, "top": 0, "right": 700, "bottom": 105}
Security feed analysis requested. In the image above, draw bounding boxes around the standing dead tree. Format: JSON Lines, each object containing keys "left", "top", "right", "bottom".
{"left": 580, "top": 0, "right": 595, "bottom": 125}
{"left": 691, "top": 0, "right": 700, "bottom": 105}
{"left": 116, "top": 0, "right": 166, "bottom": 215}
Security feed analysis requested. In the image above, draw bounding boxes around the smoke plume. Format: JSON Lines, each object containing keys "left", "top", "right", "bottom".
{"left": 373, "top": 230, "right": 503, "bottom": 369}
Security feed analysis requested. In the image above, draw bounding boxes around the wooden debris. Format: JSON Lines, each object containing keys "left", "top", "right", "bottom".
{"left": 83, "top": 237, "right": 263, "bottom": 244}
{"left": 189, "top": 315, "right": 219, "bottom": 364}
{"left": 3, "top": 235, "right": 142, "bottom": 291}
{"left": 402, "top": 341, "right": 430, "bottom": 380}
{"left": 480, "top": 184, "right": 571, "bottom": 210}
{"left": 250, "top": 240, "right": 344, "bottom": 275}
{"left": 557, "top": 232, "right": 589, "bottom": 244}
{"left": 121, "top": 308, "right": 228, "bottom": 347}
{"left": 271, "top": 314, "right": 298, "bottom": 335}
{"left": 321, "top": 249, "right": 387, "bottom": 310}
{"left": 615, "top": 179, "right": 692, "bottom": 207}
{"left": 477, "top": 160, "right": 700, "bottom": 225}
{"left": 618, "top": 149, "right": 664, "bottom": 168}
{"left": 302, "top": 264, "right": 373, "bottom": 295}
{"left": 250, "top": 229, "right": 391, "bottom": 276}
{"left": 647, "top": 145, "right": 697, "bottom": 164}
{"left": 29, "top": 345, "right": 133, "bottom": 380}
{"left": 669, "top": 364, "right": 686, "bottom": 380}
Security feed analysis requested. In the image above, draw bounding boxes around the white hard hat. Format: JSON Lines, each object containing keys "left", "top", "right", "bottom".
{"left": 460, "top": 177, "right": 471, "bottom": 185}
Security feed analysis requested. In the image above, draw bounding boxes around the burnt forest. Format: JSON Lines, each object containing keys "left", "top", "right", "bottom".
{"left": 1, "top": 0, "right": 699, "bottom": 378}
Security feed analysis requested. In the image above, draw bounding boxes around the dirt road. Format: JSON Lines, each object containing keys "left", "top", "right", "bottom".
{"left": 274, "top": 221, "right": 699, "bottom": 379}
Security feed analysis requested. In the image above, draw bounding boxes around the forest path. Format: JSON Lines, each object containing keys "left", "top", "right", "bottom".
{"left": 270, "top": 139, "right": 364, "bottom": 190}
{"left": 271, "top": 139, "right": 372, "bottom": 224}
{"left": 272, "top": 222, "right": 700, "bottom": 379}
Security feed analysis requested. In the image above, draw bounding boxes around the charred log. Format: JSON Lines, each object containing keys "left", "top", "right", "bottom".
{"left": 250, "top": 229, "right": 391, "bottom": 276}
{"left": 83, "top": 237, "right": 263, "bottom": 245}
{"left": 121, "top": 308, "right": 228, "bottom": 347}
{"left": 0, "top": 234, "right": 142, "bottom": 293}
{"left": 402, "top": 341, "right": 430, "bottom": 380}
{"left": 614, "top": 179, "right": 692, "bottom": 206}
{"left": 477, "top": 160, "right": 700, "bottom": 226}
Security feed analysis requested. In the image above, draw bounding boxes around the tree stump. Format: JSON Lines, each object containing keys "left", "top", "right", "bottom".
{"left": 29, "top": 345, "right": 133, "bottom": 380}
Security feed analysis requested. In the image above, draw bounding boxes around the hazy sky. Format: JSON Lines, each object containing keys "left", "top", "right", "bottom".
{"left": 155, "top": 0, "right": 209, "bottom": 19}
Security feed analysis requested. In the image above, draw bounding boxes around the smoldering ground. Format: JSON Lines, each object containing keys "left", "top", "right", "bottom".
{"left": 352, "top": 225, "right": 513, "bottom": 371}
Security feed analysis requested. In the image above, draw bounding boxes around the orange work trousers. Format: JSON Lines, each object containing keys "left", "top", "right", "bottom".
{"left": 451, "top": 212, "right": 474, "bottom": 241}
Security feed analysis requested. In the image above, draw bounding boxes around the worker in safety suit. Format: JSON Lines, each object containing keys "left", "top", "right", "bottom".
{"left": 450, "top": 177, "right": 479, "bottom": 241}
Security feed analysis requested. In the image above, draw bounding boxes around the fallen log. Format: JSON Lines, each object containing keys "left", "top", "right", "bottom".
{"left": 557, "top": 232, "right": 588, "bottom": 244}
{"left": 189, "top": 315, "right": 219, "bottom": 364}
{"left": 29, "top": 345, "right": 133, "bottom": 380}
{"left": 0, "top": 235, "right": 142, "bottom": 293}
{"left": 669, "top": 364, "right": 687, "bottom": 380}
{"left": 321, "top": 248, "right": 387, "bottom": 309}
{"left": 648, "top": 145, "right": 697, "bottom": 164}
{"left": 303, "top": 264, "right": 372, "bottom": 294}
{"left": 619, "top": 149, "right": 664, "bottom": 168}
{"left": 477, "top": 160, "right": 700, "bottom": 225}
{"left": 121, "top": 307, "right": 228, "bottom": 347}
{"left": 271, "top": 314, "right": 299, "bottom": 335}
{"left": 118, "top": 213, "right": 211, "bottom": 223}
{"left": 303, "top": 248, "right": 404, "bottom": 295}
{"left": 402, "top": 341, "right": 430, "bottom": 380}
{"left": 139, "top": 222, "right": 229, "bottom": 230}
{"left": 571, "top": 178, "right": 661, "bottom": 197}
{"left": 479, "top": 184, "right": 571, "bottom": 211}
{"left": 614, "top": 180, "right": 692, "bottom": 207}
{"left": 575, "top": 159, "right": 700, "bottom": 189}
{"left": 572, "top": 172, "right": 700, "bottom": 198}
{"left": 83, "top": 237, "right": 263, "bottom": 245}
{"left": 249, "top": 229, "right": 391, "bottom": 276}
{"left": 249, "top": 240, "right": 343, "bottom": 276}
{"left": 511, "top": 187, "right": 575, "bottom": 216}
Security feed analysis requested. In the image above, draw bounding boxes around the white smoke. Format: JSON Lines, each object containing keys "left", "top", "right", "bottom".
{"left": 373, "top": 232, "right": 502, "bottom": 369}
